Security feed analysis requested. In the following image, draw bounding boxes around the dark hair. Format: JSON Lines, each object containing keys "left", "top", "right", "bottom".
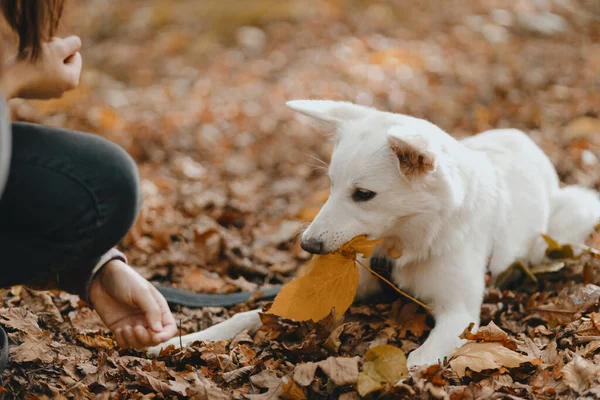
{"left": 1, "top": 0, "right": 65, "bottom": 60}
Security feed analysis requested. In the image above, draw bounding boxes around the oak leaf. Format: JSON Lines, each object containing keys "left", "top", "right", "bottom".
{"left": 267, "top": 236, "right": 380, "bottom": 322}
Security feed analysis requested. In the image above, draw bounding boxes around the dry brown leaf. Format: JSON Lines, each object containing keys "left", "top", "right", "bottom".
{"left": 223, "top": 366, "right": 254, "bottom": 383}
{"left": 591, "top": 312, "right": 600, "bottom": 332}
{"left": 70, "top": 307, "right": 109, "bottom": 333}
{"left": 267, "top": 236, "right": 380, "bottom": 322}
{"left": 135, "top": 368, "right": 189, "bottom": 396}
{"left": 0, "top": 307, "right": 42, "bottom": 334}
{"left": 357, "top": 373, "right": 383, "bottom": 398}
{"left": 280, "top": 376, "right": 307, "bottom": 400}
{"left": 11, "top": 332, "right": 55, "bottom": 363}
{"left": 245, "top": 370, "right": 283, "bottom": 400}
{"left": 318, "top": 356, "right": 360, "bottom": 386}
{"left": 561, "top": 353, "right": 600, "bottom": 393}
{"left": 76, "top": 334, "right": 115, "bottom": 349}
{"left": 292, "top": 362, "right": 319, "bottom": 387}
{"left": 358, "top": 345, "right": 408, "bottom": 397}
{"left": 19, "top": 288, "right": 63, "bottom": 324}
{"left": 563, "top": 116, "right": 600, "bottom": 141}
{"left": 449, "top": 342, "right": 540, "bottom": 378}
{"left": 460, "top": 321, "right": 517, "bottom": 350}
{"left": 292, "top": 357, "right": 359, "bottom": 388}
{"left": 181, "top": 268, "right": 227, "bottom": 293}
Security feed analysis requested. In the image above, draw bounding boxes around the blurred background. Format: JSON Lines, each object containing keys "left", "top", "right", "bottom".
{"left": 6, "top": 0, "right": 600, "bottom": 298}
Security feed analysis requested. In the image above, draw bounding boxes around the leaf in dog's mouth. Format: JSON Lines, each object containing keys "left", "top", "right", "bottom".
{"left": 267, "top": 235, "right": 432, "bottom": 322}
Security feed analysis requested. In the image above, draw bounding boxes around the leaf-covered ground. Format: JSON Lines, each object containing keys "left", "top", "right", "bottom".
{"left": 2, "top": 0, "right": 600, "bottom": 398}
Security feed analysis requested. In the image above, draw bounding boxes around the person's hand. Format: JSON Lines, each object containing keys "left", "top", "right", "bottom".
{"left": 88, "top": 260, "right": 177, "bottom": 349}
{"left": 0, "top": 36, "right": 82, "bottom": 100}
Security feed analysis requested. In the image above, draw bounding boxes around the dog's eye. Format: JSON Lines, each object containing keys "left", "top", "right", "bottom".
{"left": 352, "top": 188, "right": 377, "bottom": 202}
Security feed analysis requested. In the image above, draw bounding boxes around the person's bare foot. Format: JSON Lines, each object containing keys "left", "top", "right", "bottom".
{"left": 88, "top": 260, "right": 176, "bottom": 348}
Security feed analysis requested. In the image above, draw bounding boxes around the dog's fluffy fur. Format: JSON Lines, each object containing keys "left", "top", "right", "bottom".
{"left": 149, "top": 100, "right": 600, "bottom": 367}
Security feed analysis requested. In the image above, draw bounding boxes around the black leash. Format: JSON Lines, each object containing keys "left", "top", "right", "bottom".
{"left": 154, "top": 284, "right": 283, "bottom": 308}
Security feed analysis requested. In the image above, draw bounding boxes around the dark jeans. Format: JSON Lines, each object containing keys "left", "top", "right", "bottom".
{"left": 0, "top": 122, "right": 141, "bottom": 297}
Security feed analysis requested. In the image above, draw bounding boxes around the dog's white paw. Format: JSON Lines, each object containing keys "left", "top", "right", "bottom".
{"left": 146, "top": 309, "right": 263, "bottom": 358}
{"left": 406, "top": 346, "right": 445, "bottom": 369}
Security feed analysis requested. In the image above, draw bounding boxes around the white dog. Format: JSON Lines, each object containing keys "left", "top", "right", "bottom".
{"left": 149, "top": 100, "right": 600, "bottom": 367}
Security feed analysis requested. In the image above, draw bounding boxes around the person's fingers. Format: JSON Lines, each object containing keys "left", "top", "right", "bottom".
{"left": 114, "top": 328, "right": 128, "bottom": 348}
{"left": 151, "top": 286, "right": 176, "bottom": 329}
{"left": 151, "top": 324, "right": 177, "bottom": 345}
{"left": 133, "top": 325, "right": 152, "bottom": 347}
{"left": 162, "top": 310, "right": 178, "bottom": 337}
{"left": 58, "top": 35, "right": 82, "bottom": 58}
{"left": 64, "top": 52, "right": 82, "bottom": 90}
{"left": 65, "top": 51, "right": 82, "bottom": 67}
{"left": 123, "top": 326, "right": 140, "bottom": 349}
{"left": 133, "top": 285, "right": 164, "bottom": 333}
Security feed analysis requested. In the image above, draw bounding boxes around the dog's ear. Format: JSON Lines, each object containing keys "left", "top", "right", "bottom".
{"left": 387, "top": 127, "right": 437, "bottom": 178}
{"left": 286, "top": 100, "right": 372, "bottom": 126}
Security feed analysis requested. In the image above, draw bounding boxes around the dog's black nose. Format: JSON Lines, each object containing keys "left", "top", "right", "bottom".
{"left": 301, "top": 238, "right": 325, "bottom": 254}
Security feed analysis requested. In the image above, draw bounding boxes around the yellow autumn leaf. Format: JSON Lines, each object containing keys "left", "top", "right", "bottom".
{"left": 357, "top": 345, "right": 408, "bottom": 397}
{"left": 267, "top": 235, "right": 381, "bottom": 322}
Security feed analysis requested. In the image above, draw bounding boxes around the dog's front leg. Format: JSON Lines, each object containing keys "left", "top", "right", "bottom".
{"left": 406, "top": 307, "right": 476, "bottom": 368}
{"left": 398, "top": 250, "right": 486, "bottom": 368}
{"left": 147, "top": 309, "right": 262, "bottom": 357}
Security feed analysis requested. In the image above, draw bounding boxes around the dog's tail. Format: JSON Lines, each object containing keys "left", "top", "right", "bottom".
{"left": 547, "top": 186, "right": 600, "bottom": 244}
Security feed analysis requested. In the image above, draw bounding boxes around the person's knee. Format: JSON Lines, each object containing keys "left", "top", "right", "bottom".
{"left": 96, "top": 140, "right": 142, "bottom": 241}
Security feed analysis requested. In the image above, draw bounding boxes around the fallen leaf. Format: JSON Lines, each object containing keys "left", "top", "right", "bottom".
{"left": 591, "top": 312, "right": 600, "bottom": 332}
{"left": 563, "top": 116, "right": 600, "bottom": 141}
{"left": 358, "top": 345, "right": 408, "bottom": 397}
{"left": 293, "top": 362, "right": 319, "bottom": 387}
{"left": 449, "top": 342, "right": 540, "bottom": 378}
{"left": 245, "top": 370, "right": 283, "bottom": 399}
{"left": 561, "top": 353, "right": 600, "bottom": 393}
{"left": 460, "top": 321, "right": 518, "bottom": 350}
{"left": 280, "top": 376, "right": 306, "bottom": 400}
{"left": 181, "top": 268, "right": 227, "bottom": 293}
{"left": 135, "top": 368, "right": 189, "bottom": 396}
{"left": 542, "top": 234, "right": 575, "bottom": 259}
{"left": 76, "top": 334, "right": 115, "bottom": 349}
{"left": 19, "top": 287, "right": 63, "bottom": 324}
{"left": 0, "top": 307, "right": 42, "bottom": 334}
{"left": 223, "top": 366, "right": 254, "bottom": 383}
{"left": 292, "top": 357, "right": 359, "bottom": 388}
{"left": 357, "top": 373, "right": 383, "bottom": 398}
{"left": 11, "top": 332, "right": 56, "bottom": 363}
{"left": 70, "top": 307, "right": 109, "bottom": 333}
{"left": 318, "top": 356, "right": 360, "bottom": 386}
{"left": 267, "top": 235, "right": 380, "bottom": 322}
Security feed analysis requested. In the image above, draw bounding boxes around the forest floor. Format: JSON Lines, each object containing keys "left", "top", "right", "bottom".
{"left": 2, "top": 0, "right": 600, "bottom": 398}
